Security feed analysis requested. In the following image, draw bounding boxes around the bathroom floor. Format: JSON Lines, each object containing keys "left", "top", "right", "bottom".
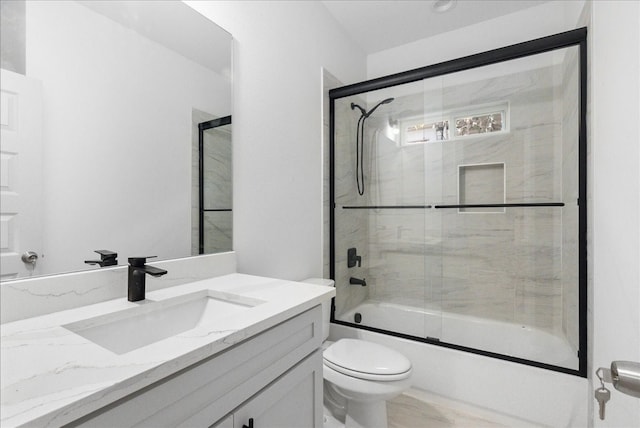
{"left": 387, "top": 389, "right": 541, "bottom": 428}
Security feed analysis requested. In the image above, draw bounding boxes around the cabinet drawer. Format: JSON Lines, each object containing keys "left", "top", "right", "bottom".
{"left": 67, "top": 305, "right": 322, "bottom": 427}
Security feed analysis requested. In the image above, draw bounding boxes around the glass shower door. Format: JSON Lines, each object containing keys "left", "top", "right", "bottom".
{"left": 199, "top": 116, "right": 233, "bottom": 254}
{"left": 331, "top": 79, "right": 444, "bottom": 343}
{"left": 330, "top": 28, "right": 586, "bottom": 376}
{"left": 434, "top": 46, "right": 581, "bottom": 370}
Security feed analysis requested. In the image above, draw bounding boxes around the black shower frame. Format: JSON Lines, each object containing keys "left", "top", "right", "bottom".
{"left": 329, "top": 28, "right": 588, "bottom": 378}
{"left": 198, "top": 115, "right": 232, "bottom": 255}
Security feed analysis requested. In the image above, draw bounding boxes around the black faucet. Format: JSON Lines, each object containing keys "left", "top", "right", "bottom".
{"left": 347, "top": 248, "right": 362, "bottom": 268}
{"left": 84, "top": 250, "right": 118, "bottom": 267}
{"left": 349, "top": 277, "right": 367, "bottom": 287}
{"left": 128, "top": 256, "right": 168, "bottom": 302}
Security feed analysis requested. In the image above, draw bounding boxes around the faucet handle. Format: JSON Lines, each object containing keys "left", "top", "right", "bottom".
{"left": 128, "top": 256, "right": 157, "bottom": 267}
{"left": 347, "top": 248, "right": 362, "bottom": 268}
{"left": 85, "top": 249, "right": 118, "bottom": 267}
{"left": 95, "top": 249, "right": 117, "bottom": 257}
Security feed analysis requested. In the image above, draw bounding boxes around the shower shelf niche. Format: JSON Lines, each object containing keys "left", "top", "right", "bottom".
{"left": 458, "top": 163, "right": 505, "bottom": 213}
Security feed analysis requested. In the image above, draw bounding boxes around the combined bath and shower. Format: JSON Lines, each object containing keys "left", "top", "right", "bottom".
{"left": 351, "top": 98, "right": 394, "bottom": 195}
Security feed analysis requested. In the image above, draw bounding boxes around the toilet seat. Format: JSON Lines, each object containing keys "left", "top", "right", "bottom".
{"left": 323, "top": 339, "right": 411, "bottom": 381}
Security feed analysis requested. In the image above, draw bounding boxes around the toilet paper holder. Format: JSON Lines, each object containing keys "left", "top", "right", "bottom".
{"left": 597, "top": 360, "right": 640, "bottom": 399}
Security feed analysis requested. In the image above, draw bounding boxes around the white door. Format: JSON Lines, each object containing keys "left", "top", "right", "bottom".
{"left": 0, "top": 69, "right": 44, "bottom": 280}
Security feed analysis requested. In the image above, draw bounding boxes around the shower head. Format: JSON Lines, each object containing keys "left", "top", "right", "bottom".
{"left": 352, "top": 97, "right": 395, "bottom": 197}
{"left": 351, "top": 98, "right": 395, "bottom": 119}
{"left": 351, "top": 102, "right": 367, "bottom": 116}
{"left": 364, "top": 97, "right": 394, "bottom": 118}
{"left": 351, "top": 98, "right": 394, "bottom": 119}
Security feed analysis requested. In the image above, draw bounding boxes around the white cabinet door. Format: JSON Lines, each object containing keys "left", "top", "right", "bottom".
{"left": 0, "top": 69, "right": 44, "bottom": 279}
{"left": 233, "top": 350, "right": 323, "bottom": 428}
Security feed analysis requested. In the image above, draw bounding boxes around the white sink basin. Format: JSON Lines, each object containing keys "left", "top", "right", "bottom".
{"left": 63, "top": 290, "right": 264, "bottom": 354}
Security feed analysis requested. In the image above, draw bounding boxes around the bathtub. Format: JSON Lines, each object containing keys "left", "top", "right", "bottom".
{"left": 330, "top": 300, "right": 588, "bottom": 427}
{"left": 337, "top": 300, "right": 578, "bottom": 370}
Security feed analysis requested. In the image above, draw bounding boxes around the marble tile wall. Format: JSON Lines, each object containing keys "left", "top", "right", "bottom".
{"left": 561, "top": 47, "right": 580, "bottom": 352}
{"left": 332, "top": 53, "right": 580, "bottom": 343}
{"left": 202, "top": 211, "right": 233, "bottom": 254}
{"left": 458, "top": 163, "right": 505, "bottom": 212}
{"left": 323, "top": 70, "right": 341, "bottom": 280}
{"left": 191, "top": 109, "right": 233, "bottom": 255}
{"left": 333, "top": 95, "right": 370, "bottom": 317}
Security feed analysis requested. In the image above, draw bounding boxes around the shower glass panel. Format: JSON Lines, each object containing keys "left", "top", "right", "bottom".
{"left": 333, "top": 79, "right": 445, "bottom": 343}
{"left": 435, "top": 47, "right": 580, "bottom": 369}
{"left": 199, "top": 117, "right": 232, "bottom": 254}
{"left": 330, "top": 29, "right": 585, "bottom": 375}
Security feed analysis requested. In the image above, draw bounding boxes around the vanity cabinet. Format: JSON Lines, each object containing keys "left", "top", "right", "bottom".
{"left": 66, "top": 306, "right": 323, "bottom": 428}
{"left": 214, "top": 351, "right": 322, "bottom": 428}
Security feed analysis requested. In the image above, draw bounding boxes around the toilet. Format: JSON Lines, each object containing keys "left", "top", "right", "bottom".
{"left": 302, "top": 279, "right": 412, "bottom": 428}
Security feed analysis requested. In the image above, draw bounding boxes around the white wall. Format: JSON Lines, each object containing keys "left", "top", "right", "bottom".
{"left": 184, "top": 1, "right": 366, "bottom": 280}
{"left": 591, "top": 1, "right": 640, "bottom": 427}
{"left": 367, "top": 1, "right": 584, "bottom": 79}
{"left": 26, "top": 1, "right": 228, "bottom": 275}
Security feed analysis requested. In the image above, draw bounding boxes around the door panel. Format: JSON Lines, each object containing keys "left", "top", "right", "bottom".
{"left": 0, "top": 69, "right": 43, "bottom": 279}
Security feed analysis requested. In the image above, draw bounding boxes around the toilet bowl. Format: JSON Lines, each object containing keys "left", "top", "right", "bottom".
{"left": 302, "top": 279, "right": 412, "bottom": 428}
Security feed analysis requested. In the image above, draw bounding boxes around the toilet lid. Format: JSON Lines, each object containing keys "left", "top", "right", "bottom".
{"left": 323, "top": 339, "right": 411, "bottom": 381}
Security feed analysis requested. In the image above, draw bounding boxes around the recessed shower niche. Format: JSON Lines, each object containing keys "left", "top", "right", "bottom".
{"left": 329, "top": 29, "right": 587, "bottom": 376}
{"left": 458, "top": 163, "right": 505, "bottom": 213}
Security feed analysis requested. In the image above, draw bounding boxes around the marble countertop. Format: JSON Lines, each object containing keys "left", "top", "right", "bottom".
{"left": 0, "top": 273, "right": 334, "bottom": 427}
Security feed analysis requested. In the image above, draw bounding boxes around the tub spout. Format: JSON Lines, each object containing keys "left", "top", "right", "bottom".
{"left": 349, "top": 277, "right": 367, "bottom": 287}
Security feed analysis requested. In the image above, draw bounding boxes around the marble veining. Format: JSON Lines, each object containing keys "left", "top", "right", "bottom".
{"left": 0, "top": 252, "right": 237, "bottom": 324}
{"left": 333, "top": 95, "right": 371, "bottom": 317}
{"left": 561, "top": 46, "right": 580, "bottom": 352}
{"left": 0, "top": 273, "right": 334, "bottom": 427}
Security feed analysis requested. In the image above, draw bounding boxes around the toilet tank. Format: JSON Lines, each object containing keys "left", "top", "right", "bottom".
{"left": 301, "top": 278, "right": 334, "bottom": 342}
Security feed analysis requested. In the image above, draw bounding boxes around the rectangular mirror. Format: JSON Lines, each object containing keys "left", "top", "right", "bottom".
{"left": 0, "top": 0, "right": 232, "bottom": 281}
